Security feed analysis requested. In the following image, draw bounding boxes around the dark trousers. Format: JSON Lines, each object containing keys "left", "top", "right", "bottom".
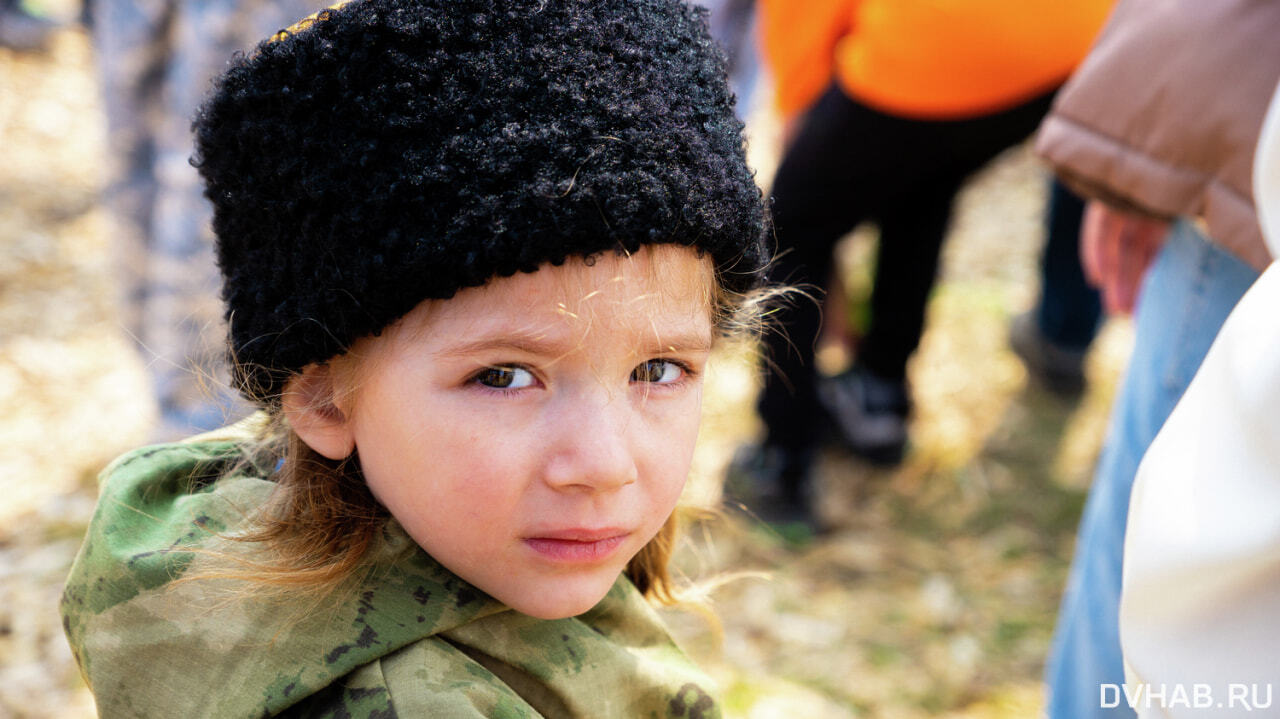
{"left": 759, "top": 84, "right": 1058, "bottom": 451}
{"left": 1037, "top": 180, "right": 1101, "bottom": 350}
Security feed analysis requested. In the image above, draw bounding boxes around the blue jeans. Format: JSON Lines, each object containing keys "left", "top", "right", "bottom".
{"left": 1044, "top": 221, "right": 1258, "bottom": 718}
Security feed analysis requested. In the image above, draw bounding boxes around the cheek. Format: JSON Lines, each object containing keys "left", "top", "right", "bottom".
{"left": 353, "top": 387, "right": 523, "bottom": 529}
{"left": 639, "top": 390, "right": 704, "bottom": 508}
{"left": 358, "top": 416, "right": 528, "bottom": 572}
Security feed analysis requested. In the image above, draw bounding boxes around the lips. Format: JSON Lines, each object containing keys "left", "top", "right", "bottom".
{"left": 523, "top": 529, "right": 629, "bottom": 562}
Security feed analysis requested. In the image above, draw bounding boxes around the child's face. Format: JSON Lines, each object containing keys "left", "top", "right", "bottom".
{"left": 334, "top": 245, "right": 714, "bottom": 619}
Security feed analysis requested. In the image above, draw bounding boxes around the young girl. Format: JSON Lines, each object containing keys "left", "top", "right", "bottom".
{"left": 59, "top": 0, "right": 769, "bottom": 716}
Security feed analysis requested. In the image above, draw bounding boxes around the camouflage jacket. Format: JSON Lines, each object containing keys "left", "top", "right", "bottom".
{"left": 61, "top": 436, "right": 720, "bottom": 718}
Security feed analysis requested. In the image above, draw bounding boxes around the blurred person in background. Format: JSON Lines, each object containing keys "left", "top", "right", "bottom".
{"left": 697, "top": 0, "right": 757, "bottom": 117}
{"left": 731, "top": 0, "right": 1112, "bottom": 526}
{"left": 1118, "top": 80, "right": 1280, "bottom": 719}
{"left": 91, "top": 0, "right": 312, "bottom": 439}
{"left": 1010, "top": 178, "right": 1102, "bottom": 399}
{"left": 1033, "top": 0, "right": 1280, "bottom": 715}
{"left": 0, "top": 0, "right": 57, "bottom": 50}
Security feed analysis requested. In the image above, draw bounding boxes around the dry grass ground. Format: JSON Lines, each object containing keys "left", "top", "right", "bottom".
{"left": 1, "top": 26, "right": 1130, "bottom": 719}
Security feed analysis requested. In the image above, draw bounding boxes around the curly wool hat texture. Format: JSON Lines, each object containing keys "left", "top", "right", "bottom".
{"left": 193, "top": 0, "right": 769, "bottom": 403}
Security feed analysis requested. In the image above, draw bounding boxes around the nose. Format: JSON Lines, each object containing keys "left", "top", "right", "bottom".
{"left": 540, "top": 389, "right": 639, "bottom": 492}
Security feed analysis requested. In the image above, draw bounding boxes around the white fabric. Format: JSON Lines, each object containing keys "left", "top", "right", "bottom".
{"left": 1119, "top": 82, "right": 1280, "bottom": 718}
{"left": 1258, "top": 84, "right": 1280, "bottom": 259}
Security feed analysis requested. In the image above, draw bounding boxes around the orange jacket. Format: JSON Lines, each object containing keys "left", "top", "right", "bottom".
{"left": 760, "top": 0, "right": 1114, "bottom": 121}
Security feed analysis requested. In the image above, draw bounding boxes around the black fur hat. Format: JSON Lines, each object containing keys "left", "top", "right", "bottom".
{"left": 193, "top": 0, "right": 768, "bottom": 404}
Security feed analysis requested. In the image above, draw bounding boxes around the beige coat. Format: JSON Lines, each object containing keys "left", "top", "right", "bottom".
{"left": 1035, "top": 0, "right": 1280, "bottom": 270}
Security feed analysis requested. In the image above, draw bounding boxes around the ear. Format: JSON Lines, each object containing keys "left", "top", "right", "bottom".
{"left": 282, "top": 363, "right": 356, "bottom": 460}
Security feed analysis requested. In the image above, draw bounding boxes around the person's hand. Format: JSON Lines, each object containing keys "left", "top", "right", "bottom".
{"left": 1080, "top": 199, "right": 1172, "bottom": 315}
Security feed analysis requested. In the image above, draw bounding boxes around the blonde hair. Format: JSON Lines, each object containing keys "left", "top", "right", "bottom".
{"left": 213, "top": 258, "right": 788, "bottom": 605}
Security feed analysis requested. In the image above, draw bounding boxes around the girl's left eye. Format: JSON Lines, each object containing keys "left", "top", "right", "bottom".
{"left": 631, "top": 359, "right": 685, "bottom": 384}
{"left": 473, "top": 365, "right": 536, "bottom": 390}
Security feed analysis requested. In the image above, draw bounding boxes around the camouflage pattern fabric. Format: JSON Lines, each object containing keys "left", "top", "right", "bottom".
{"left": 91, "top": 0, "right": 315, "bottom": 437}
{"left": 61, "top": 425, "right": 720, "bottom": 718}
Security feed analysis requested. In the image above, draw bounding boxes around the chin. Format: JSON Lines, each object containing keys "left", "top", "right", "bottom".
{"left": 503, "top": 578, "right": 616, "bottom": 620}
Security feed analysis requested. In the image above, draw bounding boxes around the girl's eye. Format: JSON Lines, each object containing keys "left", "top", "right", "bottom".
{"left": 474, "top": 366, "right": 536, "bottom": 390}
{"left": 631, "top": 359, "right": 685, "bottom": 384}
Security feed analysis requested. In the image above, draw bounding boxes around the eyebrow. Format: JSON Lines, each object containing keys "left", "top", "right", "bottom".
{"left": 433, "top": 327, "right": 714, "bottom": 360}
{"left": 643, "top": 330, "right": 715, "bottom": 354}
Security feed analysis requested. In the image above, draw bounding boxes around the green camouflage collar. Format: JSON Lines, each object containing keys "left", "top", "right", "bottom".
{"left": 62, "top": 439, "right": 506, "bottom": 716}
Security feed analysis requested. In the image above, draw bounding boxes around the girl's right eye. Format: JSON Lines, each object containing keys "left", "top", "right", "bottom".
{"left": 473, "top": 366, "right": 536, "bottom": 390}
